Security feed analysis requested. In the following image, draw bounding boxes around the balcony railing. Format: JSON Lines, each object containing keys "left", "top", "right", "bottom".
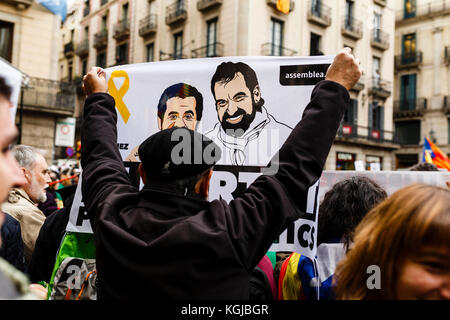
{"left": 64, "top": 42, "right": 74, "bottom": 58}
{"left": 261, "top": 43, "right": 297, "bottom": 56}
{"left": 93, "top": 30, "right": 108, "bottom": 50}
{"left": 368, "top": 77, "right": 391, "bottom": 99}
{"left": 197, "top": 0, "right": 223, "bottom": 12}
{"left": 393, "top": 98, "right": 427, "bottom": 118}
{"left": 337, "top": 122, "right": 395, "bottom": 144}
{"left": 371, "top": 28, "right": 390, "bottom": 50}
{"left": 22, "top": 77, "right": 76, "bottom": 113}
{"left": 166, "top": 0, "right": 187, "bottom": 26}
{"left": 395, "top": 52, "right": 423, "bottom": 71}
{"left": 191, "top": 42, "right": 224, "bottom": 58}
{"left": 396, "top": 0, "right": 450, "bottom": 22}
{"left": 341, "top": 16, "right": 363, "bottom": 40}
{"left": 139, "top": 14, "right": 158, "bottom": 37}
{"left": 75, "top": 39, "right": 89, "bottom": 57}
{"left": 4, "top": 0, "right": 33, "bottom": 9}
{"left": 266, "top": 0, "right": 295, "bottom": 13}
{"left": 307, "top": 0, "right": 332, "bottom": 27}
{"left": 113, "top": 19, "right": 130, "bottom": 41}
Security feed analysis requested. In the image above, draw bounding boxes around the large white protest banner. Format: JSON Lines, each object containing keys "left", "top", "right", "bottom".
{"left": 68, "top": 55, "right": 333, "bottom": 259}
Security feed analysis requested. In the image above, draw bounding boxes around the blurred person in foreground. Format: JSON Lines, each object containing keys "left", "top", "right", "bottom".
{"left": 334, "top": 184, "right": 450, "bottom": 300}
{"left": 1, "top": 145, "right": 51, "bottom": 263}
{"left": 278, "top": 176, "right": 387, "bottom": 300}
{"left": 81, "top": 48, "right": 362, "bottom": 299}
{"left": 0, "top": 76, "right": 46, "bottom": 299}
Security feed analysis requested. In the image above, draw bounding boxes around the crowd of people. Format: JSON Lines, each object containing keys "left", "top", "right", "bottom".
{"left": 0, "top": 48, "right": 448, "bottom": 301}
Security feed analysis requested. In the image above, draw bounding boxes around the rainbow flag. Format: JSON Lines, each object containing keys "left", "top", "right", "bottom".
{"left": 277, "top": 0, "right": 290, "bottom": 14}
{"left": 422, "top": 137, "right": 450, "bottom": 171}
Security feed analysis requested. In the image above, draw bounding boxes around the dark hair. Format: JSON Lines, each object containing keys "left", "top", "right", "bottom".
{"left": 0, "top": 76, "right": 12, "bottom": 101}
{"left": 317, "top": 176, "right": 387, "bottom": 248}
{"left": 157, "top": 83, "right": 203, "bottom": 121}
{"left": 210, "top": 62, "right": 265, "bottom": 111}
{"left": 408, "top": 162, "right": 439, "bottom": 171}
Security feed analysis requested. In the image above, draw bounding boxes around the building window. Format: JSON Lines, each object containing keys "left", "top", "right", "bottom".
{"left": 400, "top": 74, "right": 417, "bottom": 110}
{"left": 404, "top": 0, "right": 416, "bottom": 19}
{"left": 116, "top": 42, "right": 129, "bottom": 65}
{"left": 369, "top": 102, "right": 384, "bottom": 140}
{"left": 101, "top": 15, "right": 108, "bottom": 31}
{"left": 68, "top": 60, "right": 73, "bottom": 81}
{"left": 173, "top": 32, "right": 183, "bottom": 60}
{"left": 96, "top": 51, "right": 106, "bottom": 68}
{"left": 122, "top": 3, "right": 129, "bottom": 21}
{"left": 0, "top": 21, "right": 14, "bottom": 62}
{"left": 81, "top": 59, "right": 87, "bottom": 76}
{"left": 311, "top": 0, "right": 322, "bottom": 17}
{"left": 310, "top": 33, "right": 322, "bottom": 56}
{"left": 402, "top": 33, "right": 416, "bottom": 63}
{"left": 336, "top": 152, "right": 356, "bottom": 170}
{"left": 206, "top": 18, "right": 218, "bottom": 57}
{"left": 270, "top": 18, "right": 283, "bottom": 56}
{"left": 146, "top": 43, "right": 154, "bottom": 62}
{"left": 344, "top": 0, "right": 354, "bottom": 28}
{"left": 396, "top": 154, "right": 418, "bottom": 169}
{"left": 101, "top": 0, "right": 108, "bottom": 6}
{"left": 395, "top": 120, "right": 420, "bottom": 145}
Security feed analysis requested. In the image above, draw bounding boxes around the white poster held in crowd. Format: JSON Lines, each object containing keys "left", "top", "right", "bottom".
{"left": 55, "top": 117, "right": 76, "bottom": 147}
{"left": 0, "top": 57, "right": 22, "bottom": 121}
{"left": 68, "top": 55, "right": 336, "bottom": 259}
{"left": 354, "top": 160, "right": 365, "bottom": 171}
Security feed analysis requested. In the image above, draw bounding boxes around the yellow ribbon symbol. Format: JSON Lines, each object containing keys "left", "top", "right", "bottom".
{"left": 108, "top": 70, "right": 131, "bottom": 124}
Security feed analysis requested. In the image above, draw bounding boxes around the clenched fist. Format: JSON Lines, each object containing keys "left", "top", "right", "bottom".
{"left": 325, "top": 48, "right": 363, "bottom": 91}
{"left": 83, "top": 67, "right": 108, "bottom": 96}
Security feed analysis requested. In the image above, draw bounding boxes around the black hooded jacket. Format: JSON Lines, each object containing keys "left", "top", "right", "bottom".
{"left": 81, "top": 80, "right": 349, "bottom": 300}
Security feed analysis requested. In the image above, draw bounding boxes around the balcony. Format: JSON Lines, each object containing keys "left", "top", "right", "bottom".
{"left": 266, "top": 0, "right": 295, "bottom": 13}
{"left": 166, "top": 0, "right": 187, "bottom": 26}
{"left": 341, "top": 16, "right": 363, "bottom": 40}
{"left": 197, "top": 0, "right": 222, "bottom": 12}
{"left": 64, "top": 42, "right": 74, "bottom": 58}
{"left": 368, "top": 77, "right": 391, "bottom": 99}
{"left": 139, "top": 14, "right": 158, "bottom": 37}
{"left": 93, "top": 30, "right": 108, "bottom": 50}
{"left": 373, "top": 0, "right": 386, "bottom": 7}
{"left": 350, "top": 74, "right": 365, "bottom": 92}
{"left": 443, "top": 96, "right": 450, "bottom": 115}
{"left": 396, "top": 0, "right": 450, "bottom": 23}
{"left": 191, "top": 42, "right": 224, "bottom": 58}
{"left": 22, "top": 77, "right": 76, "bottom": 115}
{"left": 337, "top": 122, "right": 396, "bottom": 145}
{"left": 393, "top": 98, "right": 427, "bottom": 119}
{"left": 395, "top": 52, "right": 423, "bottom": 71}
{"left": 307, "top": 1, "right": 332, "bottom": 28}
{"left": 4, "top": 0, "right": 33, "bottom": 10}
{"left": 371, "top": 28, "right": 390, "bottom": 51}
{"left": 75, "top": 39, "right": 89, "bottom": 57}
{"left": 261, "top": 43, "right": 297, "bottom": 56}
{"left": 113, "top": 19, "right": 130, "bottom": 41}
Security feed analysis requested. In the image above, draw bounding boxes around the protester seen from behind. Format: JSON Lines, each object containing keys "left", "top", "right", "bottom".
{"left": 334, "top": 184, "right": 450, "bottom": 300}
{"left": 80, "top": 48, "right": 361, "bottom": 299}
{"left": 278, "top": 176, "right": 387, "bottom": 300}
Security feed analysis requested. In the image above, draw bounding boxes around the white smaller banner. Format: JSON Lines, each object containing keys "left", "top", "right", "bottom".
{"left": 55, "top": 117, "right": 76, "bottom": 147}
{"left": 0, "top": 57, "right": 22, "bottom": 121}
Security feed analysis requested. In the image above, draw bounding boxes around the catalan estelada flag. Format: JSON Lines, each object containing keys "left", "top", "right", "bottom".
{"left": 277, "top": 0, "right": 290, "bottom": 14}
{"left": 422, "top": 137, "right": 450, "bottom": 171}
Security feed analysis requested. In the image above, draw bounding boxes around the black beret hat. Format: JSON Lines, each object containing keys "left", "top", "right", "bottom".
{"left": 138, "top": 127, "right": 221, "bottom": 180}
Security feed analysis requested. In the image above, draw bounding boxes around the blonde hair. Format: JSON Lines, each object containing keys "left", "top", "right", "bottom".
{"left": 334, "top": 184, "right": 450, "bottom": 300}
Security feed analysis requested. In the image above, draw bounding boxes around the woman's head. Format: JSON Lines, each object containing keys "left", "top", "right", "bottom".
{"left": 334, "top": 184, "right": 450, "bottom": 300}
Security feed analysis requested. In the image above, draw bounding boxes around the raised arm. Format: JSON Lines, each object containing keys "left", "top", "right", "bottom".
{"left": 224, "top": 49, "right": 362, "bottom": 269}
{"left": 80, "top": 67, "right": 134, "bottom": 222}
